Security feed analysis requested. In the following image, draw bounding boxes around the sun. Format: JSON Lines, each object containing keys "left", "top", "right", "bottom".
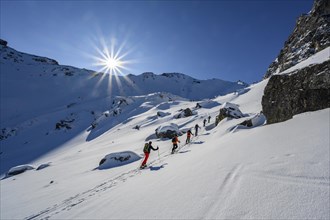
{"left": 91, "top": 37, "right": 135, "bottom": 76}
{"left": 105, "top": 57, "right": 122, "bottom": 70}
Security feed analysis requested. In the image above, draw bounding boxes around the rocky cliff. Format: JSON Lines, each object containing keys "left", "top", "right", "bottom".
{"left": 262, "top": 0, "right": 330, "bottom": 124}
{"left": 264, "top": 0, "right": 330, "bottom": 78}
{"left": 262, "top": 60, "right": 329, "bottom": 124}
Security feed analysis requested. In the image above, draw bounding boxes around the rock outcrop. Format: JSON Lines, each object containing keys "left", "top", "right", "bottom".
{"left": 215, "top": 102, "right": 244, "bottom": 125}
{"left": 264, "top": 0, "right": 330, "bottom": 78}
{"left": 0, "top": 39, "right": 8, "bottom": 46}
{"left": 262, "top": 60, "right": 330, "bottom": 124}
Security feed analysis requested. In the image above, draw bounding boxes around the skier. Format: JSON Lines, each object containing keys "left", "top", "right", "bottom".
{"left": 195, "top": 124, "right": 201, "bottom": 136}
{"left": 171, "top": 134, "right": 180, "bottom": 154}
{"left": 186, "top": 130, "right": 194, "bottom": 144}
{"left": 141, "top": 141, "right": 158, "bottom": 169}
{"left": 203, "top": 119, "right": 207, "bottom": 127}
{"left": 208, "top": 115, "right": 211, "bottom": 123}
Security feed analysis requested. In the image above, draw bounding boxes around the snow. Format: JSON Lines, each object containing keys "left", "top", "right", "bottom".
{"left": 0, "top": 44, "right": 329, "bottom": 219}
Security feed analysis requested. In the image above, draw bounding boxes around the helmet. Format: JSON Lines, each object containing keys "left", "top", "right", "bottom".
{"left": 149, "top": 141, "right": 152, "bottom": 144}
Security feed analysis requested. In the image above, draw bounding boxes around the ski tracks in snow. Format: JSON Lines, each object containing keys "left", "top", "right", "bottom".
{"left": 203, "top": 163, "right": 245, "bottom": 219}
{"left": 24, "top": 149, "right": 177, "bottom": 220}
{"left": 25, "top": 133, "right": 204, "bottom": 219}
{"left": 203, "top": 160, "right": 330, "bottom": 219}
{"left": 24, "top": 166, "right": 148, "bottom": 220}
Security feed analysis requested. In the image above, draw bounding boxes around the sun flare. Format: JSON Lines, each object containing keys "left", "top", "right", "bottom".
{"left": 91, "top": 37, "right": 136, "bottom": 76}
{"left": 106, "top": 57, "right": 121, "bottom": 70}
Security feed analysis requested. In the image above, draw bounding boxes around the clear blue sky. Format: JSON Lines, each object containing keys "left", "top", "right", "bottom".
{"left": 0, "top": 0, "right": 313, "bottom": 83}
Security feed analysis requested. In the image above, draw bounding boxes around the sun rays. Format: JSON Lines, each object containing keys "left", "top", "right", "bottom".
{"left": 92, "top": 37, "right": 131, "bottom": 76}
{"left": 88, "top": 35, "right": 142, "bottom": 97}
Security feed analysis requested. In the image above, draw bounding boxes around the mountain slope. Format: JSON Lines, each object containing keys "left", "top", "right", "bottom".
{"left": 1, "top": 77, "right": 328, "bottom": 219}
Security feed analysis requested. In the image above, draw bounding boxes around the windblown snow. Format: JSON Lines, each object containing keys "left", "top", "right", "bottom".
{"left": 0, "top": 45, "right": 329, "bottom": 220}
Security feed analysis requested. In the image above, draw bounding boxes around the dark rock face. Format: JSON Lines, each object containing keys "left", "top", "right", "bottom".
{"left": 183, "top": 108, "right": 193, "bottom": 117}
{"left": 262, "top": 60, "right": 330, "bottom": 124}
{"left": 155, "top": 130, "right": 178, "bottom": 139}
{"left": 264, "top": 0, "right": 330, "bottom": 78}
{"left": 215, "top": 103, "right": 244, "bottom": 126}
{"left": 0, "top": 39, "right": 8, "bottom": 46}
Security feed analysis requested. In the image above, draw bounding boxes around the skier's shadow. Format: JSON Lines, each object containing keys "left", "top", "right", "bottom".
{"left": 178, "top": 150, "right": 191, "bottom": 154}
{"left": 149, "top": 163, "right": 168, "bottom": 171}
{"left": 191, "top": 141, "right": 204, "bottom": 144}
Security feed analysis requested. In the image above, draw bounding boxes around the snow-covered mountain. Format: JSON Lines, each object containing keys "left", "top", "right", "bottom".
{"left": 0, "top": 1, "right": 329, "bottom": 218}
{"left": 1, "top": 42, "right": 329, "bottom": 219}
{"left": 0, "top": 43, "right": 247, "bottom": 129}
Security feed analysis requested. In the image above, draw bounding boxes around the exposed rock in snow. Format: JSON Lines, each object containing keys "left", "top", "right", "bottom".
{"left": 7, "top": 164, "right": 35, "bottom": 177}
{"left": 234, "top": 113, "right": 266, "bottom": 129}
{"left": 215, "top": 102, "right": 245, "bottom": 125}
{"left": 98, "top": 151, "right": 141, "bottom": 169}
{"left": 0, "top": 39, "right": 8, "bottom": 46}
{"left": 173, "top": 108, "right": 196, "bottom": 118}
{"left": 155, "top": 123, "right": 181, "bottom": 139}
{"left": 157, "top": 111, "right": 171, "bottom": 117}
{"left": 262, "top": 60, "right": 330, "bottom": 124}
{"left": 36, "top": 162, "right": 52, "bottom": 170}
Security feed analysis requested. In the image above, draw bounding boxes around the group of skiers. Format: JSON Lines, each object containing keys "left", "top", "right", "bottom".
{"left": 140, "top": 116, "right": 212, "bottom": 169}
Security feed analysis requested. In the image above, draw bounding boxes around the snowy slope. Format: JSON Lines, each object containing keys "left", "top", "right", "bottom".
{"left": 1, "top": 79, "right": 328, "bottom": 219}
{"left": 1, "top": 45, "right": 329, "bottom": 219}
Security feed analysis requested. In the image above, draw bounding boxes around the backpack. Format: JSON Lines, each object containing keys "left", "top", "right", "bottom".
{"left": 143, "top": 143, "right": 149, "bottom": 153}
{"left": 172, "top": 137, "right": 176, "bottom": 143}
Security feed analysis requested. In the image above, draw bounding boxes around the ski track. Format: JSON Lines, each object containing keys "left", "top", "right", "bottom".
{"left": 24, "top": 142, "right": 194, "bottom": 220}
{"left": 25, "top": 130, "right": 206, "bottom": 219}
{"left": 25, "top": 167, "right": 142, "bottom": 220}
{"left": 251, "top": 171, "right": 330, "bottom": 188}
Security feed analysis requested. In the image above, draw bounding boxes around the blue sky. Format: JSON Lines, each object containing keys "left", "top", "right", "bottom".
{"left": 1, "top": 0, "right": 313, "bottom": 83}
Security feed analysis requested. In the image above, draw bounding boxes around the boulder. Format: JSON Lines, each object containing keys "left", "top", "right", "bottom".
{"left": 155, "top": 123, "right": 181, "bottom": 139}
{"left": 98, "top": 151, "right": 141, "bottom": 169}
{"left": 238, "top": 113, "right": 266, "bottom": 128}
{"left": 173, "top": 108, "right": 194, "bottom": 119}
{"left": 183, "top": 108, "right": 193, "bottom": 117}
{"left": 262, "top": 60, "right": 330, "bottom": 124}
{"left": 7, "top": 164, "right": 35, "bottom": 176}
{"left": 215, "top": 102, "right": 244, "bottom": 125}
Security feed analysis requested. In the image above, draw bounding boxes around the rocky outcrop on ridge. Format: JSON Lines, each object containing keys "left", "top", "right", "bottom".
{"left": 264, "top": 0, "right": 330, "bottom": 78}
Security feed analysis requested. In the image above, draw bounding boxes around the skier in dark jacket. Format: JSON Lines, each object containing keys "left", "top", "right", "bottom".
{"left": 141, "top": 141, "right": 158, "bottom": 169}
{"left": 195, "top": 124, "right": 201, "bottom": 136}
{"left": 203, "top": 119, "right": 207, "bottom": 127}
{"left": 186, "top": 130, "right": 194, "bottom": 144}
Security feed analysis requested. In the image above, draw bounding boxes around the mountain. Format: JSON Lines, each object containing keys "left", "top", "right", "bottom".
{"left": 1, "top": 74, "right": 328, "bottom": 219}
{"left": 0, "top": 43, "right": 247, "bottom": 129}
{"left": 264, "top": 0, "right": 330, "bottom": 78}
{"left": 261, "top": 0, "right": 330, "bottom": 124}
{"left": 0, "top": 41, "right": 248, "bottom": 173}
{"left": 0, "top": 2, "right": 329, "bottom": 218}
